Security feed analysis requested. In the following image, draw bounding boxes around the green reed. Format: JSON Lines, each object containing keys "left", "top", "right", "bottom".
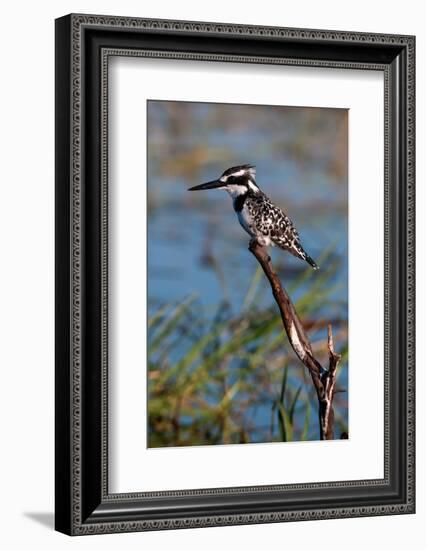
{"left": 147, "top": 249, "right": 348, "bottom": 447}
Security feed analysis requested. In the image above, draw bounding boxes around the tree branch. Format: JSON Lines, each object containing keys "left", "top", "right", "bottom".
{"left": 248, "top": 239, "right": 341, "bottom": 440}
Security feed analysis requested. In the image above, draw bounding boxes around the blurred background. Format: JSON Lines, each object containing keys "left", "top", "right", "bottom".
{"left": 147, "top": 100, "right": 348, "bottom": 447}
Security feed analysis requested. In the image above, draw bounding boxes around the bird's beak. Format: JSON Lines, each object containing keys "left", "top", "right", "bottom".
{"left": 188, "top": 179, "right": 224, "bottom": 191}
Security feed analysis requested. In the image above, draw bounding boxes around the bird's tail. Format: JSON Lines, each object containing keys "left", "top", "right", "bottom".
{"left": 280, "top": 240, "right": 320, "bottom": 270}
{"left": 305, "top": 254, "right": 319, "bottom": 270}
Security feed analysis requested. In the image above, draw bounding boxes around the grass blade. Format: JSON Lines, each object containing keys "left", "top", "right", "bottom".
{"left": 289, "top": 385, "right": 303, "bottom": 425}
{"left": 149, "top": 294, "right": 198, "bottom": 353}
{"left": 243, "top": 265, "right": 263, "bottom": 310}
{"left": 300, "top": 398, "right": 312, "bottom": 441}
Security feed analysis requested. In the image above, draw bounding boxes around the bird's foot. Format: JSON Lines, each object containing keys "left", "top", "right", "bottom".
{"left": 249, "top": 238, "right": 271, "bottom": 261}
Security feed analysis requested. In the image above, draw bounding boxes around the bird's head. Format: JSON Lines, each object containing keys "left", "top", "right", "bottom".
{"left": 188, "top": 164, "right": 260, "bottom": 198}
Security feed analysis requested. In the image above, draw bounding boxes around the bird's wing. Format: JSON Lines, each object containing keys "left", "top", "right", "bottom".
{"left": 265, "top": 204, "right": 310, "bottom": 258}
{"left": 257, "top": 196, "right": 318, "bottom": 269}
{"left": 259, "top": 199, "right": 299, "bottom": 249}
{"left": 270, "top": 221, "right": 302, "bottom": 255}
{"left": 271, "top": 221, "right": 319, "bottom": 269}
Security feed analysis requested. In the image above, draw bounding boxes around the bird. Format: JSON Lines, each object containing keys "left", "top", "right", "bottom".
{"left": 188, "top": 164, "right": 319, "bottom": 270}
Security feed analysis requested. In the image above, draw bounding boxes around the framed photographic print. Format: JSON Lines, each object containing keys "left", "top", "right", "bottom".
{"left": 55, "top": 14, "right": 415, "bottom": 535}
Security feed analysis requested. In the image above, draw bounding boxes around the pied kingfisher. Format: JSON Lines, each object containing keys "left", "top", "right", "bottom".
{"left": 188, "top": 164, "right": 319, "bottom": 270}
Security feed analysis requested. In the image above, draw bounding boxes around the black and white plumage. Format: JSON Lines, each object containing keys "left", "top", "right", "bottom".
{"left": 188, "top": 164, "right": 319, "bottom": 270}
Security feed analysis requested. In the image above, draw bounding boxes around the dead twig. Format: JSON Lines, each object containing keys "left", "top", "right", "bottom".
{"left": 248, "top": 240, "right": 341, "bottom": 440}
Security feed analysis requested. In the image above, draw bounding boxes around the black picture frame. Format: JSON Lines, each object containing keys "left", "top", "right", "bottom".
{"left": 55, "top": 13, "right": 415, "bottom": 536}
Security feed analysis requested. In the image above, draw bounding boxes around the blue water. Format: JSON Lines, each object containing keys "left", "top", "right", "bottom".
{"left": 147, "top": 173, "right": 348, "bottom": 316}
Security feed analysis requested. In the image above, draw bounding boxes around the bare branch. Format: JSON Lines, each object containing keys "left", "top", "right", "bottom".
{"left": 248, "top": 240, "right": 341, "bottom": 440}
